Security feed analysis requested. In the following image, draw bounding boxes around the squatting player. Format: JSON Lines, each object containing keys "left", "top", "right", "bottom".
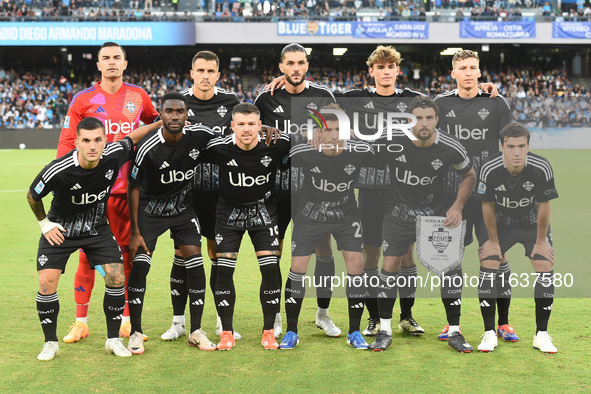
{"left": 57, "top": 41, "right": 159, "bottom": 343}
{"left": 29, "top": 117, "right": 158, "bottom": 361}
{"left": 476, "top": 122, "right": 558, "bottom": 353}
{"left": 161, "top": 50, "right": 242, "bottom": 342}
{"left": 203, "top": 103, "right": 291, "bottom": 350}
{"left": 255, "top": 43, "right": 340, "bottom": 339}
{"left": 280, "top": 105, "right": 376, "bottom": 350}
{"left": 369, "top": 96, "right": 476, "bottom": 352}
{"left": 126, "top": 93, "right": 216, "bottom": 355}
{"left": 435, "top": 49, "right": 516, "bottom": 342}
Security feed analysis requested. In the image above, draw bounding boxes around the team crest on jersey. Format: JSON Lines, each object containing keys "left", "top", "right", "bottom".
{"left": 478, "top": 108, "right": 490, "bottom": 120}
{"left": 189, "top": 149, "right": 200, "bottom": 160}
{"left": 34, "top": 180, "right": 45, "bottom": 194}
{"left": 38, "top": 255, "right": 48, "bottom": 266}
{"left": 105, "top": 169, "right": 114, "bottom": 180}
{"left": 522, "top": 181, "right": 534, "bottom": 191}
{"left": 344, "top": 164, "right": 356, "bottom": 175}
{"left": 307, "top": 103, "right": 317, "bottom": 111}
{"left": 125, "top": 102, "right": 136, "bottom": 114}
{"left": 260, "top": 156, "right": 272, "bottom": 167}
{"left": 431, "top": 159, "right": 443, "bottom": 170}
{"left": 217, "top": 106, "right": 227, "bottom": 117}
{"left": 397, "top": 102, "right": 408, "bottom": 112}
{"left": 215, "top": 234, "right": 223, "bottom": 245}
{"left": 429, "top": 228, "right": 452, "bottom": 253}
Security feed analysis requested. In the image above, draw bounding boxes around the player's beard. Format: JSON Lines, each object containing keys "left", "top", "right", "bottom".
{"left": 285, "top": 72, "right": 306, "bottom": 87}
{"left": 165, "top": 124, "right": 183, "bottom": 135}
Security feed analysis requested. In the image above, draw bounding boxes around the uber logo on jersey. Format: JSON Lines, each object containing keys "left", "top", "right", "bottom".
{"left": 395, "top": 167, "right": 437, "bottom": 186}
{"left": 72, "top": 186, "right": 111, "bottom": 205}
{"left": 161, "top": 165, "right": 198, "bottom": 184}
{"left": 497, "top": 195, "right": 534, "bottom": 208}
{"left": 522, "top": 181, "right": 534, "bottom": 191}
{"left": 105, "top": 169, "right": 114, "bottom": 180}
{"left": 229, "top": 172, "right": 272, "bottom": 187}
{"left": 312, "top": 176, "right": 353, "bottom": 192}
{"left": 431, "top": 159, "right": 443, "bottom": 170}
{"left": 446, "top": 124, "right": 489, "bottom": 140}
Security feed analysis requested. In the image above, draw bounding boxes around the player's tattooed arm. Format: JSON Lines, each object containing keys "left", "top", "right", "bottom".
{"left": 444, "top": 168, "right": 475, "bottom": 228}
{"left": 128, "top": 186, "right": 150, "bottom": 260}
{"left": 479, "top": 201, "right": 502, "bottom": 263}
{"left": 531, "top": 201, "right": 554, "bottom": 264}
{"left": 27, "top": 190, "right": 66, "bottom": 246}
{"left": 102, "top": 263, "right": 125, "bottom": 287}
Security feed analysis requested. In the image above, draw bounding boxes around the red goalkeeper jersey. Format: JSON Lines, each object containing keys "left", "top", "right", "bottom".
{"left": 57, "top": 81, "right": 159, "bottom": 194}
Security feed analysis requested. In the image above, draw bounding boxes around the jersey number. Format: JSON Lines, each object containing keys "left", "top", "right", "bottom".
{"left": 352, "top": 222, "right": 362, "bottom": 238}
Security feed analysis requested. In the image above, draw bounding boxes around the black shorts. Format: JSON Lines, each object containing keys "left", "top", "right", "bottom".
{"left": 358, "top": 188, "right": 385, "bottom": 247}
{"left": 478, "top": 223, "right": 553, "bottom": 260}
{"left": 381, "top": 219, "right": 416, "bottom": 257}
{"left": 461, "top": 198, "right": 487, "bottom": 246}
{"left": 291, "top": 218, "right": 363, "bottom": 256}
{"left": 139, "top": 211, "right": 201, "bottom": 254}
{"left": 214, "top": 221, "right": 280, "bottom": 253}
{"left": 277, "top": 193, "right": 292, "bottom": 240}
{"left": 36, "top": 227, "right": 123, "bottom": 272}
{"left": 193, "top": 191, "right": 219, "bottom": 240}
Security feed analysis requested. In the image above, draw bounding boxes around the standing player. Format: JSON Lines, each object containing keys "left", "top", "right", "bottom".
{"left": 160, "top": 50, "right": 241, "bottom": 342}
{"left": 126, "top": 93, "right": 216, "bottom": 355}
{"left": 57, "top": 42, "right": 159, "bottom": 343}
{"left": 29, "top": 117, "right": 158, "bottom": 361}
{"left": 280, "top": 105, "right": 375, "bottom": 350}
{"left": 203, "top": 103, "right": 291, "bottom": 350}
{"left": 476, "top": 122, "right": 558, "bottom": 353}
{"left": 254, "top": 43, "right": 339, "bottom": 339}
{"left": 369, "top": 96, "right": 476, "bottom": 352}
{"left": 435, "top": 50, "right": 516, "bottom": 342}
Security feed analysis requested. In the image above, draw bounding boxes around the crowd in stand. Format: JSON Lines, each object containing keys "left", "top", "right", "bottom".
{"left": 2, "top": 61, "right": 589, "bottom": 130}
{"left": 3, "top": 0, "right": 591, "bottom": 21}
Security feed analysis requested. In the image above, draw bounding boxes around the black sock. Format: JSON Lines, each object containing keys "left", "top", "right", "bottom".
{"left": 285, "top": 270, "right": 306, "bottom": 334}
{"left": 441, "top": 268, "right": 463, "bottom": 326}
{"left": 315, "top": 254, "right": 334, "bottom": 309}
{"left": 275, "top": 254, "right": 282, "bottom": 314}
{"left": 127, "top": 254, "right": 151, "bottom": 335}
{"left": 363, "top": 268, "right": 379, "bottom": 320}
{"left": 214, "top": 258, "right": 236, "bottom": 332}
{"left": 398, "top": 265, "right": 417, "bottom": 319}
{"left": 185, "top": 254, "right": 206, "bottom": 333}
{"left": 104, "top": 286, "right": 125, "bottom": 338}
{"left": 496, "top": 262, "right": 512, "bottom": 326}
{"left": 258, "top": 255, "right": 280, "bottom": 330}
{"left": 209, "top": 258, "right": 218, "bottom": 295}
{"left": 347, "top": 274, "right": 365, "bottom": 334}
{"left": 478, "top": 267, "right": 497, "bottom": 332}
{"left": 377, "top": 268, "right": 398, "bottom": 320}
{"left": 170, "top": 256, "right": 188, "bottom": 317}
{"left": 535, "top": 271, "right": 554, "bottom": 332}
{"left": 37, "top": 292, "right": 59, "bottom": 342}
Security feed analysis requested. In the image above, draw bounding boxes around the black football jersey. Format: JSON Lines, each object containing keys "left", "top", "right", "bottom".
{"left": 290, "top": 141, "right": 377, "bottom": 223}
{"left": 477, "top": 152, "right": 558, "bottom": 227}
{"left": 377, "top": 131, "right": 472, "bottom": 223}
{"left": 180, "top": 87, "right": 240, "bottom": 193}
{"left": 129, "top": 125, "right": 215, "bottom": 217}
{"left": 337, "top": 87, "right": 424, "bottom": 140}
{"left": 203, "top": 131, "right": 291, "bottom": 206}
{"left": 29, "top": 137, "right": 134, "bottom": 237}
{"left": 254, "top": 81, "right": 336, "bottom": 193}
{"left": 435, "top": 89, "right": 513, "bottom": 194}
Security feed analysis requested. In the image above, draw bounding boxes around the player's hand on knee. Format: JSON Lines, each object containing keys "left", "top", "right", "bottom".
{"left": 478, "top": 240, "right": 502, "bottom": 262}
{"left": 443, "top": 207, "right": 462, "bottom": 228}
{"left": 39, "top": 218, "right": 66, "bottom": 246}
{"left": 531, "top": 241, "right": 554, "bottom": 264}
{"left": 130, "top": 234, "right": 150, "bottom": 261}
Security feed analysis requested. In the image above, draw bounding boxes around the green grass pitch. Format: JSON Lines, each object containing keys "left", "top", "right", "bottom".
{"left": 0, "top": 148, "right": 589, "bottom": 392}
